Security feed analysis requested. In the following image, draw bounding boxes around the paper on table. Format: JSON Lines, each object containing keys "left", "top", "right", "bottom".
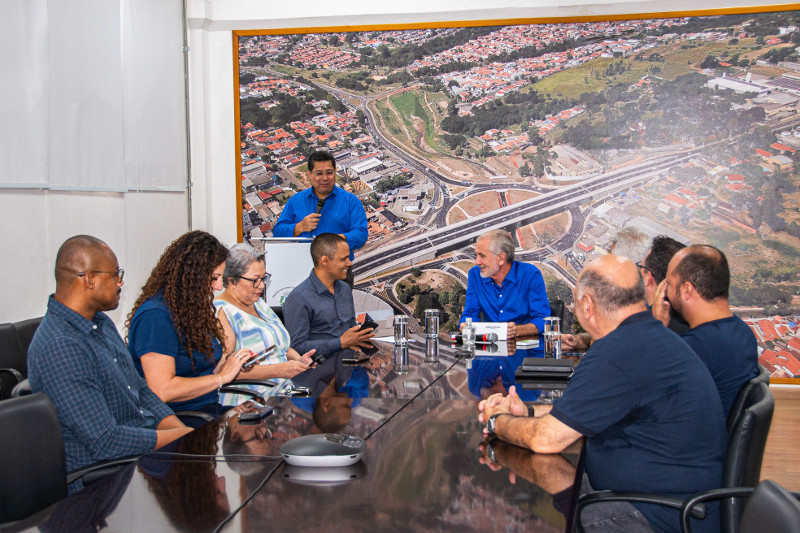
{"left": 473, "top": 322, "right": 509, "bottom": 341}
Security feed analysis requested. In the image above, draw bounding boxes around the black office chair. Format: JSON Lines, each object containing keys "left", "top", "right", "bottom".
{"left": 271, "top": 305, "right": 285, "bottom": 324}
{"left": 575, "top": 382, "right": 774, "bottom": 533}
{"left": 0, "top": 393, "right": 141, "bottom": 527}
{"left": 0, "top": 316, "right": 43, "bottom": 400}
{"left": 0, "top": 322, "right": 26, "bottom": 400}
{"left": 680, "top": 479, "right": 800, "bottom": 533}
{"left": 726, "top": 365, "right": 770, "bottom": 435}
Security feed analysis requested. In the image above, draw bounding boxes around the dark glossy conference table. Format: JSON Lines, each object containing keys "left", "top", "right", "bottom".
{"left": 17, "top": 336, "right": 583, "bottom": 533}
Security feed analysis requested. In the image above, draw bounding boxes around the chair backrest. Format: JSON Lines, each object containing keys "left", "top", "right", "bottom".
{"left": 548, "top": 299, "right": 565, "bottom": 323}
{"left": 726, "top": 365, "right": 770, "bottom": 434}
{"left": 721, "top": 381, "right": 774, "bottom": 531}
{"left": 0, "top": 322, "right": 25, "bottom": 400}
{"left": 0, "top": 317, "right": 44, "bottom": 400}
{"left": 739, "top": 480, "right": 800, "bottom": 533}
{"left": 0, "top": 392, "right": 67, "bottom": 524}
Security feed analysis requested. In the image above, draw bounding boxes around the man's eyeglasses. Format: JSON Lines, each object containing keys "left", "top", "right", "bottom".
{"left": 311, "top": 170, "right": 336, "bottom": 177}
{"left": 239, "top": 273, "right": 271, "bottom": 287}
{"left": 77, "top": 269, "right": 125, "bottom": 283}
{"left": 635, "top": 263, "right": 651, "bottom": 275}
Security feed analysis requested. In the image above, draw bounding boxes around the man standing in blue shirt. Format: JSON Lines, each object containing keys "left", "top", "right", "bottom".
{"left": 653, "top": 244, "right": 758, "bottom": 420}
{"left": 28, "top": 235, "right": 191, "bottom": 493}
{"left": 459, "top": 229, "right": 550, "bottom": 338}
{"left": 273, "top": 151, "right": 368, "bottom": 285}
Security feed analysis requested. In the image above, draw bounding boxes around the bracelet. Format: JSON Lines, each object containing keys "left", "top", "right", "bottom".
{"left": 527, "top": 404, "right": 535, "bottom": 417}
{"left": 216, "top": 373, "right": 223, "bottom": 394}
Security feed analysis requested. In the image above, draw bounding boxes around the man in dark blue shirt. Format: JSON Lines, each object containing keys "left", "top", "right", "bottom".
{"left": 459, "top": 229, "right": 550, "bottom": 338}
{"left": 27, "top": 235, "right": 191, "bottom": 493}
{"left": 273, "top": 150, "right": 368, "bottom": 265}
{"left": 653, "top": 244, "right": 758, "bottom": 420}
{"left": 283, "top": 233, "right": 374, "bottom": 357}
{"left": 478, "top": 255, "right": 726, "bottom": 533}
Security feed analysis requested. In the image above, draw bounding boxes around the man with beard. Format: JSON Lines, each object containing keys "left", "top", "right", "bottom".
{"left": 653, "top": 244, "right": 758, "bottom": 419}
{"left": 28, "top": 235, "right": 191, "bottom": 493}
{"left": 459, "top": 229, "right": 549, "bottom": 339}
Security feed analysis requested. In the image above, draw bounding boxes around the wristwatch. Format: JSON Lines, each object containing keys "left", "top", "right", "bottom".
{"left": 486, "top": 413, "right": 504, "bottom": 438}
{"left": 527, "top": 403, "right": 535, "bottom": 417}
{"left": 486, "top": 439, "right": 499, "bottom": 464}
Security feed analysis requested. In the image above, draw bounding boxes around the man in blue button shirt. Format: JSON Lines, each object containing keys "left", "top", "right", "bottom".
{"left": 459, "top": 229, "right": 550, "bottom": 338}
{"left": 273, "top": 150, "right": 368, "bottom": 285}
{"left": 28, "top": 235, "right": 191, "bottom": 493}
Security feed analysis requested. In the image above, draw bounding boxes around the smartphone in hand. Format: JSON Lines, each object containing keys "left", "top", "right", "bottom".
{"left": 242, "top": 345, "right": 276, "bottom": 369}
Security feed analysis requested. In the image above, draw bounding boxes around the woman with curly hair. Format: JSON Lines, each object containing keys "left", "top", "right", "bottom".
{"left": 127, "top": 231, "right": 253, "bottom": 417}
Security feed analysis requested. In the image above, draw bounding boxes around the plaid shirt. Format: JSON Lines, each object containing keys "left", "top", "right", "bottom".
{"left": 28, "top": 296, "right": 174, "bottom": 492}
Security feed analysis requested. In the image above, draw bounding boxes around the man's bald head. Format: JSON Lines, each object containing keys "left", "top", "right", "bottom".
{"left": 54, "top": 235, "right": 114, "bottom": 288}
{"left": 576, "top": 255, "right": 646, "bottom": 315}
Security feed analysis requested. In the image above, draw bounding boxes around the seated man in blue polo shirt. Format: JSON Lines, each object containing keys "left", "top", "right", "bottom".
{"left": 27, "top": 235, "right": 192, "bottom": 493}
{"left": 459, "top": 229, "right": 550, "bottom": 338}
{"left": 478, "top": 255, "right": 726, "bottom": 533}
{"left": 653, "top": 244, "right": 758, "bottom": 420}
{"left": 273, "top": 150, "right": 368, "bottom": 285}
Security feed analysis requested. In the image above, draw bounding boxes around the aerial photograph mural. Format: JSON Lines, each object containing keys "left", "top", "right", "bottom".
{"left": 236, "top": 10, "right": 800, "bottom": 379}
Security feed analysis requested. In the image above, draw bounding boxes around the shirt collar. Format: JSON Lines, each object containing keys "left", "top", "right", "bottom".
{"left": 480, "top": 260, "right": 518, "bottom": 288}
{"left": 307, "top": 185, "right": 338, "bottom": 201}
{"left": 47, "top": 294, "right": 105, "bottom": 336}
{"left": 616, "top": 309, "right": 655, "bottom": 328}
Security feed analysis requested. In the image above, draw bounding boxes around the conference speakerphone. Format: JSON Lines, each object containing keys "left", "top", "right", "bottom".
{"left": 280, "top": 434, "right": 366, "bottom": 467}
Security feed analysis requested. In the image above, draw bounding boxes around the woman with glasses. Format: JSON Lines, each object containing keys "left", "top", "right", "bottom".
{"left": 126, "top": 231, "right": 255, "bottom": 420}
{"left": 213, "top": 243, "right": 315, "bottom": 404}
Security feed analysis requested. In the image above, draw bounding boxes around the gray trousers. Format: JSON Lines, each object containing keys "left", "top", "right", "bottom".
{"left": 579, "top": 475, "right": 654, "bottom": 533}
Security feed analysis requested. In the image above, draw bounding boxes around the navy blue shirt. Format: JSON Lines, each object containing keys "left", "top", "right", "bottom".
{"left": 28, "top": 296, "right": 173, "bottom": 492}
{"left": 682, "top": 315, "right": 758, "bottom": 421}
{"left": 128, "top": 293, "right": 222, "bottom": 411}
{"left": 459, "top": 261, "right": 550, "bottom": 333}
{"left": 551, "top": 311, "right": 726, "bottom": 533}
{"left": 272, "top": 185, "right": 368, "bottom": 260}
{"left": 283, "top": 270, "right": 357, "bottom": 356}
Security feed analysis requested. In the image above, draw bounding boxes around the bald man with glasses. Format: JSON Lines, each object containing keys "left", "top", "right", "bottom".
{"left": 28, "top": 235, "right": 191, "bottom": 494}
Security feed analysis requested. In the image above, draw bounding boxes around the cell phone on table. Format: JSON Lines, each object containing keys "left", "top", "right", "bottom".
{"left": 237, "top": 404, "right": 274, "bottom": 423}
{"left": 242, "top": 345, "right": 276, "bottom": 369}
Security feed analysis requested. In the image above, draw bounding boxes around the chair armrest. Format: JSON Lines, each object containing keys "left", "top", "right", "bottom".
{"left": 680, "top": 487, "right": 755, "bottom": 533}
{"left": 575, "top": 490, "right": 706, "bottom": 533}
{"left": 227, "top": 379, "right": 276, "bottom": 388}
{"left": 0, "top": 367, "right": 24, "bottom": 384}
{"left": 174, "top": 410, "right": 216, "bottom": 423}
{"left": 220, "top": 385, "right": 264, "bottom": 400}
{"left": 11, "top": 378, "right": 32, "bottom": 397}
{"left": 66, "top": 455, "right": 141, "bottom": 486}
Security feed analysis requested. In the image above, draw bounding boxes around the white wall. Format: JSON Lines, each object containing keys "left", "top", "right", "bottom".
{"left": 0, "top": 0, "right": 191, "bottom": 324}
{"left": 186, "top": 0, "right": 799, "bottom": 247}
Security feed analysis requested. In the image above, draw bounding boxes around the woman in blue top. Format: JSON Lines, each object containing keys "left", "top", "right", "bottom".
{"left": 127, "top": 231, "right": 254, "bottom": 417}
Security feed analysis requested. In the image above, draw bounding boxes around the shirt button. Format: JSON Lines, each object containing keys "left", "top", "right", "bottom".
{"left": 139, "top": 410, "right": 144, "bottom": 414}
{"left": 500, "top": 310, "right": 504, "bottom": 313}
{"left": 499, "top": 294, "right": 503, "bottom": 298}
{"left": 127, "top": 385, "right": 131, "bottom": 390}
{"left": 93, "top": 325, "right": 98, "bottom": 330}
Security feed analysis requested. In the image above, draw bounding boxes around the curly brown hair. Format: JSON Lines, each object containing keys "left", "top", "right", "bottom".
{"left": 127, "top": 231, "right": 228, "bottom": 368}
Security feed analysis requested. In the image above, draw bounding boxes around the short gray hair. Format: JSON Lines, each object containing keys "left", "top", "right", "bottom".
{"left": 223, "top": 243, "right": 264, "bottom": 287}
{"left": 576, "top": 267, "right": 645, "bottom": 314}
{"left": 609, "top": 226, "right": 650, "bottom": 263}
{"left": 478, "top": 229, "right": 515, "bottom": 262}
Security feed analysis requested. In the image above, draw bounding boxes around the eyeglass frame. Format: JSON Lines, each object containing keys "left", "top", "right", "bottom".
{"left": 76, "top": 269, "right": 125, "bottom": 283}
{"left": 310, "top": 169, "right": 336, "bottom": 177}
{"left": 238, "top": 273, "right": 271, "bottom": 287}
{"left": 635, "top": 262, "right": 651, "bottom": 275}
